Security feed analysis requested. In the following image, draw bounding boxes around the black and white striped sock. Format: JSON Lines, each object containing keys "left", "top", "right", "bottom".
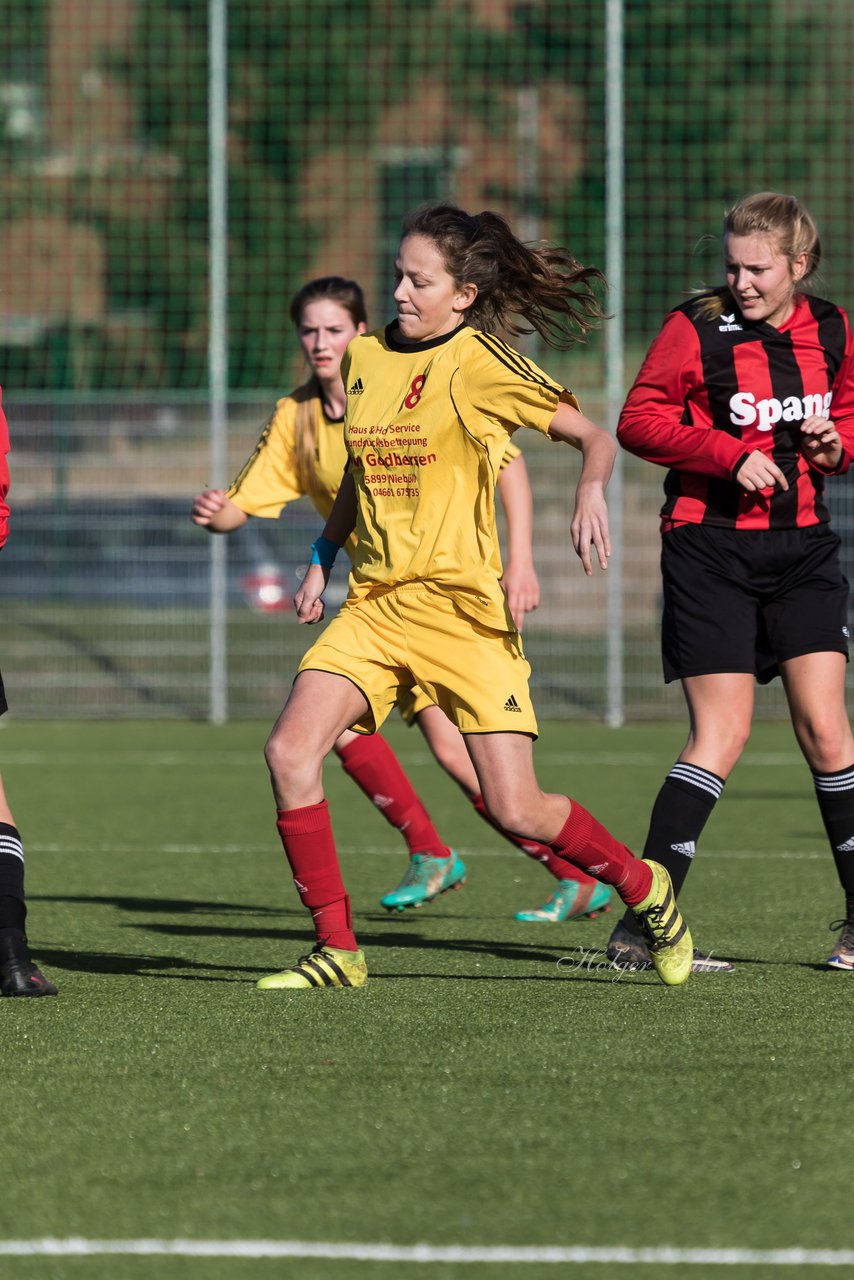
{"left": 812, "top": 765, "right": 854, "bottom": 902}
{"left": 0, "top": 821, "right": 26, "bottom": 935}
{"left": 620, "top": 762, "right": 725, "bottom": 937}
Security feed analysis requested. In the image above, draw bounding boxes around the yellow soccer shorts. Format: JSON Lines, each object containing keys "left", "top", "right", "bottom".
{"left": 395, "top": 682, "right": 434, "bottom": 726}
{"left": 298, "top": 581, "right": 538, "bottom": 737}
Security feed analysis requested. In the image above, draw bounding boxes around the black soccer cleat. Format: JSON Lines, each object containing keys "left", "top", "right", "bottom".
{"left": 0, "top": 933, "right": 58, "bottom": 997}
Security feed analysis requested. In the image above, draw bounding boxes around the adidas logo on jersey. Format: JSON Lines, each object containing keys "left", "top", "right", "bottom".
{"left": 836, "top": 835, "right": 854, "bottom": 853}
{"left": 504, "top": 695, "right": 522, "bottom": 713}
{"left": 718, "top": 312, "right": 742, "bottom": 333}
{"left": 348, "top": 377, "right": 364, "bottom": 395}
{"left": 670, "top": 841, "right": 696, "bottom": 858}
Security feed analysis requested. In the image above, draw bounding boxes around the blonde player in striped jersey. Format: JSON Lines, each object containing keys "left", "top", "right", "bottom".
{"left": 257, "top": 207, "right": 696, "bottom": 991}
{"left": 192, "top": 277, "right": 607, "bottom": 921}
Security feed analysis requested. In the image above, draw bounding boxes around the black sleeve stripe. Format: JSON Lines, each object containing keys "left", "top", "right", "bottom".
{"left": 473, "top": 332, "right": 566, "bottom": 397}
{"left": 227, "top": 413, "right": 276, "bottom": 496}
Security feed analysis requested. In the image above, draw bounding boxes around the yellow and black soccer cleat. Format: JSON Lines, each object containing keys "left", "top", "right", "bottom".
{"left": 256, "top": 945, "right": 367, "bottom": 991}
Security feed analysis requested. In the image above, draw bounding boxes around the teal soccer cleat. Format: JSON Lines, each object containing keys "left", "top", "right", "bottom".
{"left": 514, "top": 879, "right": 612, "bottom": 923}
{"left": 379, "top": 851, "right": 467, "bottom": 912}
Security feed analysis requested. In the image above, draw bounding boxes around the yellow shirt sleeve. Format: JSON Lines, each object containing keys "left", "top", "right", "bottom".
{"left": 226, "top": 396, "right": 304, "bottom": 518}
{"left": 499, "top": 439, "right": 521, "bottom": 471}
{"left": 454, "top": 332, "right": 580, "bottom": 442}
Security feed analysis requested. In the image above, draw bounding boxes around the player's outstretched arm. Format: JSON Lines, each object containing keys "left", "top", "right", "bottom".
{"left": 496, "top": 453, "right": 540, "bottom": 629}
{"left": 191, "top": 489, "right": 249, "bottom": 533}
{"left": 547, "top": 401, "right": 615, "bottom": 575}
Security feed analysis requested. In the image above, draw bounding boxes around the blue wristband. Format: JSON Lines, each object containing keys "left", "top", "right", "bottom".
{"left": 310, "top": 536, "right": 341, "bottom": 568}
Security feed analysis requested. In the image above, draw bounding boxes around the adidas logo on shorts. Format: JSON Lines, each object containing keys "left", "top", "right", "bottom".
{"left": 836, "top": 835, "right": 854, "bottom": 853}
{"left": 504, "top": 695, "right": 522, "bottom": 713}
{"left": 348, "top": 377, "right": 364, "bottom": 395}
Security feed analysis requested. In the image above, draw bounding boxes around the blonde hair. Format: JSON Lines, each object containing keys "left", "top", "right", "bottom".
{"left": 289, "top": 277, "right": 367, "bottom": 492}
{"left": 694, "top": 191, "right": 821, "bottom": 321}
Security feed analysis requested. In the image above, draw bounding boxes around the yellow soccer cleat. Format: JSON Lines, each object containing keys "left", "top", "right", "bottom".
{"left": 630, "top": 860, "right": 693, "bottom": 987}
{"left": 257, "top": 945, "right": 367, "bottom": 991}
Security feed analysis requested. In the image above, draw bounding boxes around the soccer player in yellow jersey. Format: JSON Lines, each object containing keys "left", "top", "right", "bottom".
{"left": 256, "top": 207, "right": 697, "bottom": 991}
{"left": 193, "top": 277, "right": 609, "bottom": 921}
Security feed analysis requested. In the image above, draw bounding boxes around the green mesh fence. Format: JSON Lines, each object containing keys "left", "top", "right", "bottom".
{"left": 0, "top": 0, "right": 852, "bottom": 718}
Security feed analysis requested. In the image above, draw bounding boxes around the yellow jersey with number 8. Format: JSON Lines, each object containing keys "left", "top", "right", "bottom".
{"left": 341, "top": 321, "right": 578, "bottom": 631}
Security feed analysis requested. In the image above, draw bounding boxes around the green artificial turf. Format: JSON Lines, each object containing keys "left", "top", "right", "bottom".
{"left": 0, "top": 718, "right": 850, "bottom": 1280}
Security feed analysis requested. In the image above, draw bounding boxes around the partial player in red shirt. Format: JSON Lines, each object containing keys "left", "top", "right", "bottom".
{"left": 0, "top": 390, "right": 57, "bottom": 996}
{"left": 610, "top": 191, "right": 854, "bottom": 973}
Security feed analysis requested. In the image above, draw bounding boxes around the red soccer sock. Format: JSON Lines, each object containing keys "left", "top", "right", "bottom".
{"left": 471, "top": 793, "right": 594, "bottom": 884}
{"left": 549, "top": 800, "right": 653, "bottom": 906}
{"left": 275, "top": 800, "right": 358, "bottom": 952}
{"left": 337, "top": 733, "right": 450, "bottom": 859}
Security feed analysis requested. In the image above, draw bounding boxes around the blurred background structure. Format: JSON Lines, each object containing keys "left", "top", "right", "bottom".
{"left": 1, "top": 0, "right": 853, "bottom": 720}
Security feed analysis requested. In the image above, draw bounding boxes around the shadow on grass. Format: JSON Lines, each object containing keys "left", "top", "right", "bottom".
{"left": 28, "top": 942, "right": 662, "bottom": 986}
{"left": 29, "top": 894, "right": 774, "bottom": 982}
{"left": 25, "top": 944, "right": 257, "bottom": 981}
{"left": 29, "top": 893, "right": 284, "bottom": 916}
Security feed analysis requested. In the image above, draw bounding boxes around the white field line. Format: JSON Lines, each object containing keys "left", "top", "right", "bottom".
{"left": 0, "top": 751, "right": 806, "bottom": 769}
{"left": 0, "top": 1240, "right": 852, "bottom": 1265}
{"left": 27, "top": 843, "right": 828, "bottom": 860}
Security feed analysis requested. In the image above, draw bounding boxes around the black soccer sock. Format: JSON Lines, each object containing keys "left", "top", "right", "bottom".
{"left": 812, "top": 764, "right": 854, "bottom": 899}
{"left": 0, "top": 822, "right": 27, "bottom": 934}
{"left": 619, "top": 762, "right": 725, "bottom": 937}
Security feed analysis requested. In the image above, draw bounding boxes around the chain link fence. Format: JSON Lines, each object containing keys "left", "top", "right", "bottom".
{"left": 2, "top": 0, "right": 853, "bottom": 719}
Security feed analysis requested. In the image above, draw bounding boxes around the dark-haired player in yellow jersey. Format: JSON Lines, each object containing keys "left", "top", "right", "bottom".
{"left": 256, "top": 206, "right": 697, "bottom": 991}
{"left": 192, "top": 276, "right": 609, "bottom": 923}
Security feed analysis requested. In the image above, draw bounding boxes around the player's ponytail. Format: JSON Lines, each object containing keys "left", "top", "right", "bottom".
{"left": 292, "top": 377, "right": 323, "bottom": 494}
{"left": 401, "top": 204, "right": 605, "bottom": 349}
{"left": 289, "top": 277, "right": 368, "bottom": 492}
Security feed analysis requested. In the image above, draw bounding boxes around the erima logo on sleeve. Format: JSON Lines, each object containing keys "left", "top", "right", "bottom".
{"left": 348, "top": 377, "right": 364, "bottom": 395}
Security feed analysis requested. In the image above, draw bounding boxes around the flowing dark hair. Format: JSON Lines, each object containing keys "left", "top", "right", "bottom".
{"left": 401, "top": 203, "right": 605, "bottom": 349}
{"left": 288, "top": 276, "right": 367, "bottom": 491}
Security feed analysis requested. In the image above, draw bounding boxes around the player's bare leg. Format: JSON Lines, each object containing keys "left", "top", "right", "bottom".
{"left": 607, "top": 672, "right": 751, "bottom": 975}
{"left": 414, "top": 706, "right": 607, "bottom": 921}
{"left": 782, "top": 652, "right": 854, "bottom": 970}
{"left": 463, "top": 732, "right": 692, "bottom": 985}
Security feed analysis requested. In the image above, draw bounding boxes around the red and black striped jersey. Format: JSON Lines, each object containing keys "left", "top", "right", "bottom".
{"left": 617, "top": 292, "right": 854, "bottom": 530}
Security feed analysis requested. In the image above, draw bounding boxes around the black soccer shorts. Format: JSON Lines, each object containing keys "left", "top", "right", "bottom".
{"left": 660, "top": 522, "right": 850, "bottom": 684}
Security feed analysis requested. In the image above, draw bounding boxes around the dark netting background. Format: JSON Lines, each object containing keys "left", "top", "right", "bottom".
{"left": 0, "top": 0, "right": 851, "bottom": 718}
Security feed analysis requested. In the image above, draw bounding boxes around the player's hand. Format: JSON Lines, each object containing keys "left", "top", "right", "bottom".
{"left": 500, "top": 560, "right": 540, "bottom": 631}
{"left": 293, "top": 563, "right": 329, "bottom": 624}
{"left": 191, "top": 488, "right": 228, "bottom": 525}
{"left": 800, "top": 415, "right": 843, "bottom": 470}
{"left": 571, "top": 483, "right": 611, "bottom": 575}
{"left": 735, "top": 450, "right": 789, "bottom": 493}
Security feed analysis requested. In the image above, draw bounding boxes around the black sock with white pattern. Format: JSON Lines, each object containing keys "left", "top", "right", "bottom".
{"left": 0, "top": 822, "right": 27, "bottom": 935}
{"left": 619, "top": 763, "right": 725, "bottom": 937}
{"left": 812, "top": 764, "right": 854, "bottom": 902}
